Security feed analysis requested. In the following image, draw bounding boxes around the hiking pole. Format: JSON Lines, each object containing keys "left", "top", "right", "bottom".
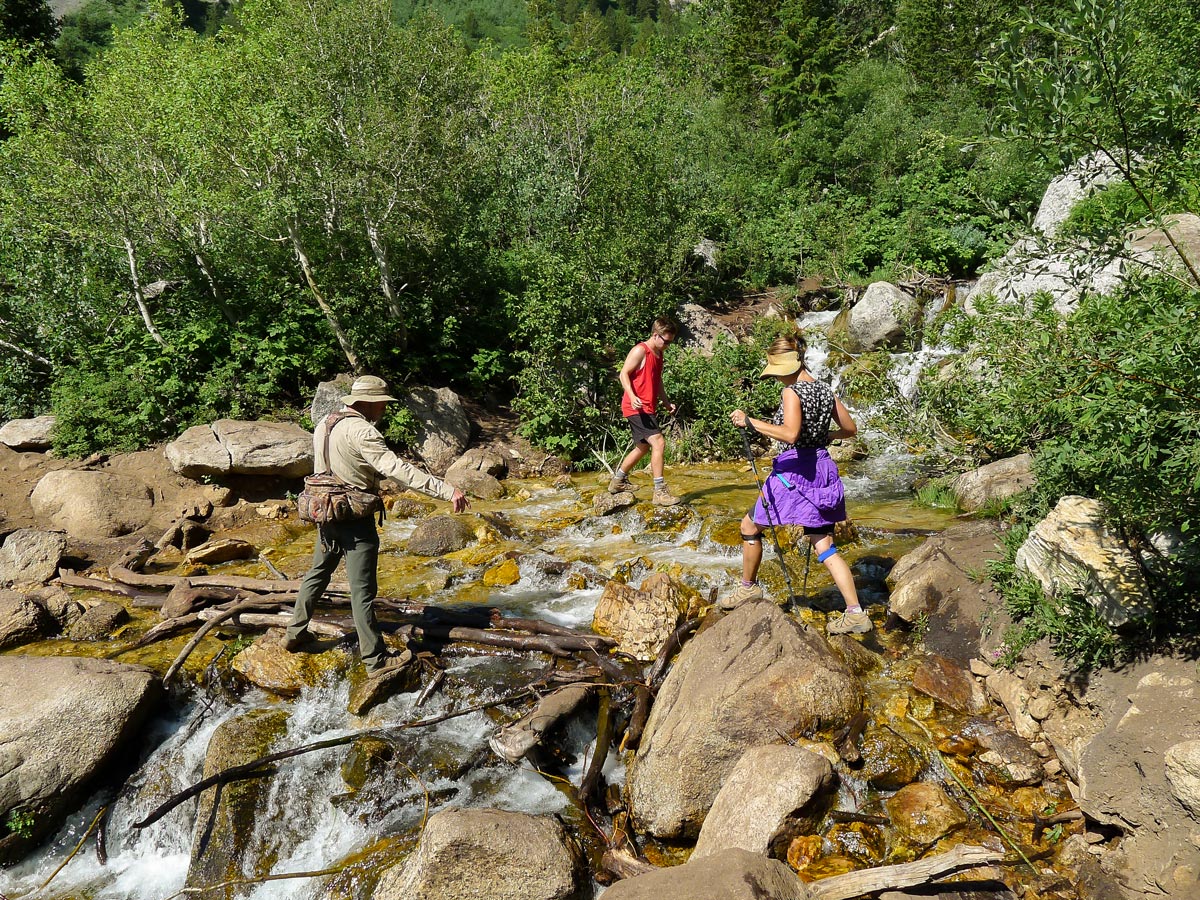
{"left": 739, "top": 424, "right": 798, "bottom": 603}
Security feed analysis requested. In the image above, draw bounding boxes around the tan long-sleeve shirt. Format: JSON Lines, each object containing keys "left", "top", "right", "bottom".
{"left": 314, "top": 408, "right": 454, "bottom": 501}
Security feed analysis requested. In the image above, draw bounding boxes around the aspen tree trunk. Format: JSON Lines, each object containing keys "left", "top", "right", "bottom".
{"left": 123, "top": 236, "right": 168, "bottom": 348}
{"left": 365, "top": 218, "right": 408, "bottom": 352}
{"left": 287, "top": 219, "right": 361, "bottom": 374}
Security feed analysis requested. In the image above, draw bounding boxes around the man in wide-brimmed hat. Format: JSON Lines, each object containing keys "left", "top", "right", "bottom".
{"left": 286, "top": 375, "right": 469, "bottom": 675}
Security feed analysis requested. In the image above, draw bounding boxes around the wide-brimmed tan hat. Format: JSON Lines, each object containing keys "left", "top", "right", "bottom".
{"left": 341, "top": 375, "right": 398, "bottom": 405}
{"left": 759, "top": 350, "right": 803, "bottom": 378}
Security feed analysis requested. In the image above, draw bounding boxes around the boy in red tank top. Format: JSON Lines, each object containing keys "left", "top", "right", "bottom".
{"left": 609, "top": 317, "right": 682, "bottom": 506}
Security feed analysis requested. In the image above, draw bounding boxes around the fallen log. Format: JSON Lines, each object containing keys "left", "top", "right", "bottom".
{"left": 621, "top": 686, "right": 651, "bottom": 754}
{"left": 161, "top": 584, "right": 242, "bottom": 619}
{"left": 832, "top": 710, "right": 869, "bottom": 765}
{"left": 646, "top": 617, "right": 700, "bottom": 688}
{"left": 56, "top": 571, "right": 163, "bottom": 605}
{"left": 489, "top": 684, "right": 594, "bottom": 763}
{"left": 195, "top": 609, "right": 349, "bottom": 639}
{"left": 807, "top": 844, "right": 1006, "bottom": 900}
{"left": 600, "top": 847, "right": 655, "bottom": 881}
{"left": 413, "top": 624, "right": 580, "bottom": 658}
{"left": 621, "top": 616, "right": 702, "bottom": 752}
{"left": 489, "top": 610, "right": 615, "bottom": 646}
{"left": 106, "top": 565, "right": 352, "bottom": 596}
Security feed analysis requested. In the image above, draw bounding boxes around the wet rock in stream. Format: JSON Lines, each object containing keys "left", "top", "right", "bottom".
{"left": 627, "top": 600, "right": 859, "bottom": 839}
{"left": 185, "top": 707, "right": 291, "bottom": 896}
{"left": 372, "top": 807, "right": 586, "bottom": 900}
{"left": 0, "top": 655, "right": 163, "bottom": 866}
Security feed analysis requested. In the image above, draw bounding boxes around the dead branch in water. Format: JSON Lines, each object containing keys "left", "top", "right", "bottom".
{"left": 162, "top": 597, "right": 284, "bottom": 686}
{"left": 133, "top": 687, "right": 541, "bottom": 830}
{"left": 807, "top": 844, "right": 1006, "bottom": 900}
{"left": 579, "top": 687, "right": 613, "bottom": 805}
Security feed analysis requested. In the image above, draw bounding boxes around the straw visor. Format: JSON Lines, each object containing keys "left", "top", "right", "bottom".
{"left": 759, "top": 350, "right": 803, "bottom": 379}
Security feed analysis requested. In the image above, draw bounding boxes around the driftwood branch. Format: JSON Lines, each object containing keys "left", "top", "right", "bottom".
{"left": 579, "top": 687, "right": 612, "bottom": 805}
{"left": 600, "top": 847, "right": 655, "bottom": 880}
{"left": 56, "top": 571, "right": 163, "bottom": 604}
{"left": 808, "top": 844, "right": 1005, "bottom": 900}
{"left": 134, "top": 687, "right": 539, "bottom": 830}
{"left": 162, "top": 598, "right": 279, "bottom": 686}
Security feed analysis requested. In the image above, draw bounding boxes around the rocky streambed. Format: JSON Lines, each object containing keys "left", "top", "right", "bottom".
{"left": 0, "top": 458, "right": 1184, "bottom": 900}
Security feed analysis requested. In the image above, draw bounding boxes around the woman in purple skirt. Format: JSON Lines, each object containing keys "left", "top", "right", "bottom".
{"left": 725, "top": 333, "right": 871, "bottom": 634}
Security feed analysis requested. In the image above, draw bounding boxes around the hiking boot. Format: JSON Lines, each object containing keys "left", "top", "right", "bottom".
{"left": 719, "top": 583, "right": 764, "bottom": 610}
{"left": 652, "top": 488, "right": 681, "bottom": 507}
{"left": 608, "top": 475, "right": 638, "bottom": 494}
{"left": 283, "top": 630, "right": 316, "bottom": 653}
{"left": 827, "top": 609, "right": 873, "bottom": 635}
{"left": 366, "top": 648, "right": 414, "bottom": 678}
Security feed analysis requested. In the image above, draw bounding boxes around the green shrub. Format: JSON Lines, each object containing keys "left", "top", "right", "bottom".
{"left": 663, "top": 318, "right": 803, "bottom": 461}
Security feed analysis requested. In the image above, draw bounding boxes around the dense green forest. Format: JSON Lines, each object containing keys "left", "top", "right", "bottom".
{"left": 1, "top": 0, "right": 1072, "bottom": 454}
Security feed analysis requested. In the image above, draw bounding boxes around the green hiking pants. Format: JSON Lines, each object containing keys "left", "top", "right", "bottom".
{"left": 286, "top": 516, "right": 386, "bottom": 670}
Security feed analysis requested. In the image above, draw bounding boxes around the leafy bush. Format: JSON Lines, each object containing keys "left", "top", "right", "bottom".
{"left": 891, "top": 275, "right": 1200, "bottom": 666}
{"left": 664, "top": 318, "right": 805, "bottom": 461}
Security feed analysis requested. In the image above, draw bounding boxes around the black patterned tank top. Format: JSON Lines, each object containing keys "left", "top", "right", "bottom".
{"left": 771, "top": 380, "right": 836, "bottom": 450}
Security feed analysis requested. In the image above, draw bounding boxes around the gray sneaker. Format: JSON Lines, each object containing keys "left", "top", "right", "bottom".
{"left": 608, "top": 475, "right": 638, "bottom": 494}
{"left": 719, "top": 583, "right": 764, "bottom": 610}
{"left": 827, "top": 609, "right": 873, "bottom": 635}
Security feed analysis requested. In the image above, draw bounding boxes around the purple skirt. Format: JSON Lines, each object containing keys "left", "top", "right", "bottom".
{"left": 751, "top": 447, "right": 847, "bottom": 528}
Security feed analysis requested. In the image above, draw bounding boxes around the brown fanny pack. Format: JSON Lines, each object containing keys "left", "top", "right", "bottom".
{"left": 297, "top": 412, "right": 383, "bottom": 524}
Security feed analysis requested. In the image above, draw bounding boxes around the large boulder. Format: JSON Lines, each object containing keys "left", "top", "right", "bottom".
{"left": 674, "top": 302, "right": 736, "bottom": 357}
{"left": 833, "top": 282, "right": 921, "bottom": 353}
{"left": 1033, "top": 152, "right": 1127, "bottom": 238}
{"left": 963, "top": 238, "right": 1125, "bottom": 317}
{"left": 600, "top": 848, "right": 808, "bottom": 900}
{"left": 1074, "top": 659, "right": 1200, "bottom": 897}
{"left": 1127, "top": 213, "right": 1200, "bottom": 287}
{"left": 627, "top": 601, "right": 859, "bottom": 839}
{"left": 230, "top": 630, "right": 351, "bottom": 696}
{"left": 912, "top": 653, "right": 989, "bottom": 715}
{"left": 692, "top": 744, "right": 834, "bottom": 860}
{"left": 65, "top": 600, "right": 131, "bottom": 642}
{"left": 964, "top": 154, "right": 1129, "bottom": 316}
{"left": 1014, "top": 495, "right": 1153, "bottom": 628}
{"left": 185, "top": 708, "right": 290, "bottom": 892}
{"left": 886, "top": 783, "right": 968, "bottom": 846}
{"left": 592, "top": 573, "right": 686, "bottom": 661}
{"left": 29, "top": 469, "right": 155, "bottom": 540}
{"left": 0, "top": 589, "right": 54, "bottom": 648}
{"left": 372, "top": 807, "right": 586, "bottom": 900}
{"left": 402, "top": 386, "right": 472, "bottom": 476}
{"left": 0, "top": 656, "right": 161, "bottom": 865}
{"left": 0, "top": 528, "right": 67, "bottom": 586}
{"left": 164, "top": 420, "right": 313, "bottom": 480}
{"left": 884, "top": 520, "right": 1006, "bottom": 663}
{"left": 447, "top": 446, "right": 509, "bottom": 479}
{"left": 0, "top": 416, "right": 55, "bottom": 451}
{"left": 951, "top": 454, "right": 1035, "bottom": 513}
{"left": 310, "top": 374, "right": 355, "bottom": 427}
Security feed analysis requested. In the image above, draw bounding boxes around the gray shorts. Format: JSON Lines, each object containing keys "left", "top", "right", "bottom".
{"left": 625, "top": 413, "right": 662, "bottom": 446}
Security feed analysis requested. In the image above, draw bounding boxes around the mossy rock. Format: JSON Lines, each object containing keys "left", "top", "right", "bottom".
{"left": 185, "top": 708, "right": 290, "bottom": 894}
{"left": 341, "top": 736, "right": 396, "bottom": 792}
{"left": 482, "top": 557, "right": 521, "bottom": 586}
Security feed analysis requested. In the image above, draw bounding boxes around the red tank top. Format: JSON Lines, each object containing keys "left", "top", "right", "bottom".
{"left": 621, "top": 341, "right": 664, "bottom": 416}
